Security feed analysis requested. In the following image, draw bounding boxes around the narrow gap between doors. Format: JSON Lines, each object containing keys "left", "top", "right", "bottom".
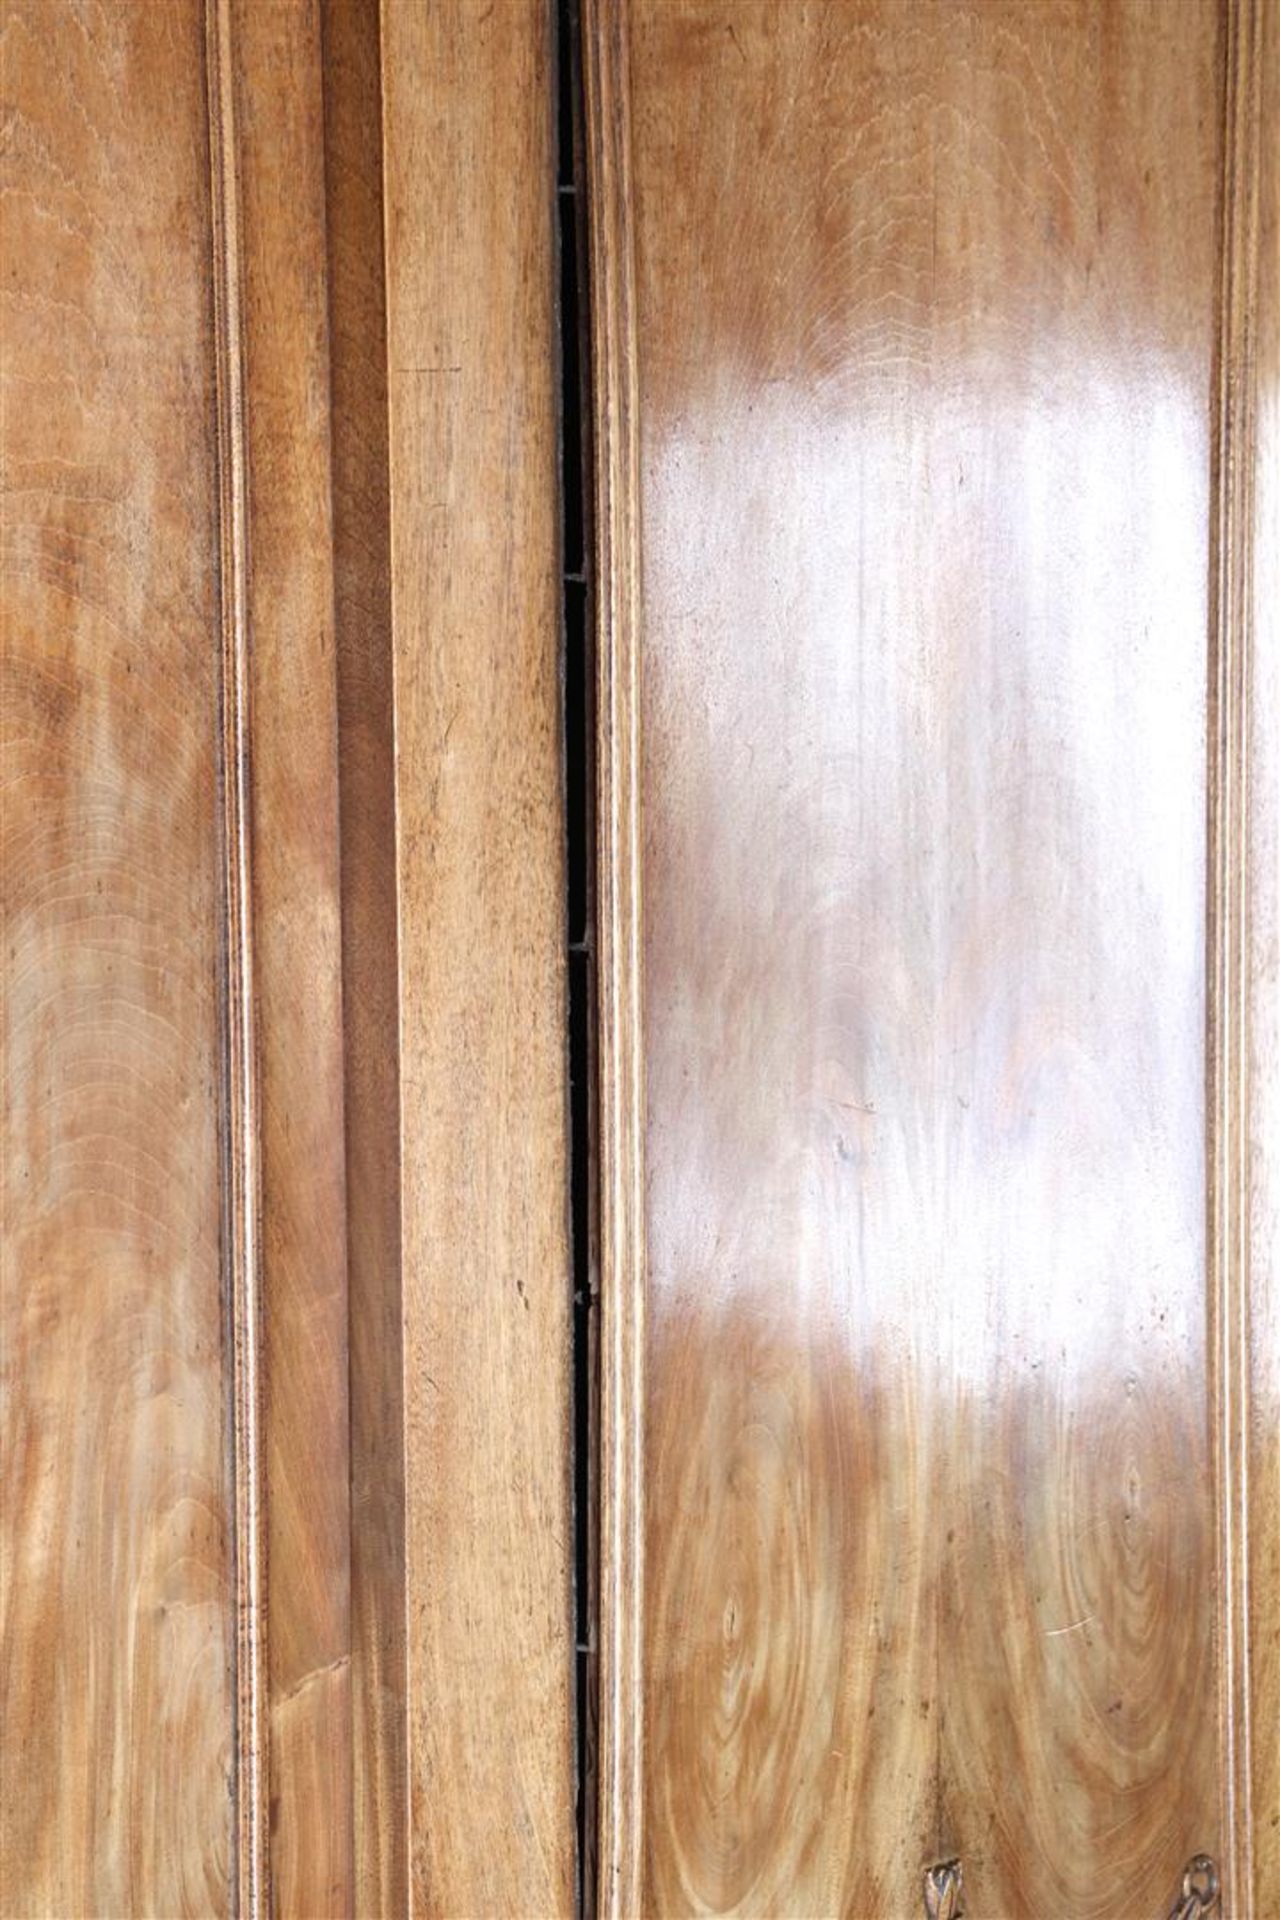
{"left": 554, "top": 2, "right": 600, "bottom": 1915}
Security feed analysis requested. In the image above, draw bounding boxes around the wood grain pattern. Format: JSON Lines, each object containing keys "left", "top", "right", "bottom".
{"left": 1, "top": 2, "right": 234, "bottom": 1910}
{"left": 587, "top": 3, "right": 1245, "bottom": 1913}
{"left": 379, "top": 1, "right": 575, "bottom": 1912}
{"left": 231, "top": 0, "right": 354, "bottom": 1910}
{"left": 204, "top": 0, "right": 269, "bottom": 1904}
{"left": 8, "top": 1, "right": 1271, "bottom": 1911}
{"left": 320, "top": 0, "right": 409, "bottom": 1912}
{"left": 1213, "top": 3, "right": 1271, "bottom": 1913}
{"left": 583, "top": 5, "right": 648, "bottom": 1913}
{"left": 1245, "top": 0, "right": 1280, "bottom": 1911}
{"left": 5, "top": 3, "right": 576, "bottom": 1909}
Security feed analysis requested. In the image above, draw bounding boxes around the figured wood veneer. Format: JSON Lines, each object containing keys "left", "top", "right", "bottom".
{"left": 2, "top": 2, "right": 574, "bottom": 1913}
{"left": 3, "top": 0, "right": 1274, "bottom": 1912}
{"left": 3, "top": 3, "right": 235, "bottom": 1908}
{"left": 378, "top": 2, "right": 576, "bottom": 1913}
{"left": 585, "top": 2, "right": 1279, "bottom": 1915}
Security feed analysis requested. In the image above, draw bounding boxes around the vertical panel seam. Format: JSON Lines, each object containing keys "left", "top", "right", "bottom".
{"left": 1211, "top": 0, "right": 1262, "bottom": 1912}
{"left": 204, "top": 1, "right": 269, "bottom": 1912}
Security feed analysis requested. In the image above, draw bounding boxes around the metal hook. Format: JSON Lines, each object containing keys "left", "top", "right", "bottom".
{"left": 1167, "top": 1854, "right": 1220, "bottom": 1920}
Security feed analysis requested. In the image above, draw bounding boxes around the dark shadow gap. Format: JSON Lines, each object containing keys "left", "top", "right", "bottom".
{"left": 554, "top": 0, "right": 599, "bottom": 1914}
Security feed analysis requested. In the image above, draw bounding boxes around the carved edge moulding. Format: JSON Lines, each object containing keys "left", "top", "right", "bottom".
{"left": 1211, "top": 2, "right": 1272, "bottom": 1916}
{"left": 582, "top": 0, "right": 1278, "bottom": 1913}
{"left": 583, "top": 3, "right": 648, "bottom": 1915}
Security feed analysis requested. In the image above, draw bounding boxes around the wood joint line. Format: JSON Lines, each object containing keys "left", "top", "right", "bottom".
{"left": 204, "top": 1, "right": 268, "bottom": 1913}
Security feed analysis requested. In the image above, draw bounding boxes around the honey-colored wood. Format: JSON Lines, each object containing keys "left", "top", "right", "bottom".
{"left": 4, "top": 1, "right": 575, "bottom": 1909}
{"left": 379, "top": 2, "right": 576, "bottom": 1913}
{"left": 10, "top": 0, "right": 1271, "bottom": 1912}
{"left": 204, "top": 0, "right": 270, "bottom": 1901}
{"left": 587, "top": 2, "right": 1277, "bottom": 1914}
{"left": 1213, "top": 4, "right": 1274, "bottom": 1913}
{"left": 1, "top": 3, "right": 234, "bottom": 1910}
{"left": 1246, "top": 0, "right": 1280, "bottom": 1909}
{"left": 583, "top": 6, "right": 647, "bottom": 1914}
{"left": 232, "top": 0, "right": 354, "bottom": 1910}
{"left": 3, "top": 0, "right": 358, "bottom": 1906}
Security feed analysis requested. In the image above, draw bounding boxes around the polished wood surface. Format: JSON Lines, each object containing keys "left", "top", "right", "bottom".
{"left": 321, "top": 0, "right": 409, "bottom": 1911}
{"left": 234, "top": 0, "right": 353, "bottom": 1908}
{"left": 380, "top": 1, "right": 575, "bottom": 1913}
{"left": 587, "top": 2, "right": 1276, "bottom": 1914}
{"left": 4, "top": 2, "right": 575, "bottom": 1911}
{"left": 1247, "top": 0, "right": 1280, "bottom": 1902}
{"left": 1, "top": 2, "right": 233, "bottom": 1909}
{"left": 583, "top": 5, "right": 648, "bottom": 1910}
{"left": 6, "top": 0, "right": 1275, "bottom": 1913}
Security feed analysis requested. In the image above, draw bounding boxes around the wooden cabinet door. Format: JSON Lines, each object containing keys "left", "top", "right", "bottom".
{"left": 2, "top": 2, "right": 573, "bottom": 1913}
{"left": 4, "top": 1, "right": 1277, "bottom": 1916}
{"left": 584, "top": 2, "right": 1279, "bottom": 1916}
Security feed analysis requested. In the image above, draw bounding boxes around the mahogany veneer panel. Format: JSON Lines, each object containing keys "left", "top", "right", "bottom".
{"left": 586, "top": 2, "right": 1277, "bottom": 1915}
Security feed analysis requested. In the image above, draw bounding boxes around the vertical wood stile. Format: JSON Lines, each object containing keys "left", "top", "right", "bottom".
{"left": 378, "top": 3, "right": 574, "bottom": 1909}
